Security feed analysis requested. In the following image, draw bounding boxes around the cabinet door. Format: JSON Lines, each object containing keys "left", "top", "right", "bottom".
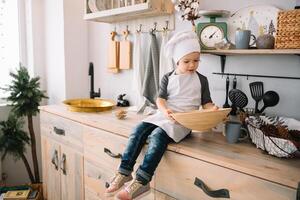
{"left": 41, "top": 136, "right": 61, "bottom": 200}
{"left": 60, "top": 145, "right": 84, "bottom": 200}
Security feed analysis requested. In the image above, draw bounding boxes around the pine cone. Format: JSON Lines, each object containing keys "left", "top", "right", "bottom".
{"left": 261, "top": 124, "right": 278, "bottom": 137}
{"left": 276, "top": 125, "right": 290, "bottom": 139}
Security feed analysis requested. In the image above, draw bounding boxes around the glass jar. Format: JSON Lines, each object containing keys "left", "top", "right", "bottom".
{"left": 112, "top": 0, "right": 119, "bottom": 8}
{"left": 119, "top": 0, "right": 125, "bottom": 7}
{"left": 134, "top": 0, "right": 145, "bottom": 5}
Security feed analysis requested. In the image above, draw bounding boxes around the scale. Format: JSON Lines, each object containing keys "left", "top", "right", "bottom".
{"left": 197, "top": 10, "right": 230, "bottom": 50}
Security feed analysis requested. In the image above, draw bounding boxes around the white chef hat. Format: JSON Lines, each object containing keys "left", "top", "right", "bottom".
{"left": 164, "top": 31, "right": 201, "bottom": 64}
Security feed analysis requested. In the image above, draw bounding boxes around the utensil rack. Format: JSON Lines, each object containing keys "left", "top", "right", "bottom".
{"left": 213, "top": 72, "right": 300, "bottom": 80}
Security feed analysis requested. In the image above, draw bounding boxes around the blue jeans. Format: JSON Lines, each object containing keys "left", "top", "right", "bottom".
{"left": 118, "top": 122, "right": 174, "bottom": 184}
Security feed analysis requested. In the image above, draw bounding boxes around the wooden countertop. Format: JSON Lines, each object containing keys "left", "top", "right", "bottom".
{"left": 39, "top": 104, "right": 300, "bottom": 189}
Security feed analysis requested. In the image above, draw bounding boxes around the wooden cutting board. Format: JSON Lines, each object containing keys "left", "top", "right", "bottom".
{"left": 119, "top": 30, "right": 131, "bottom": 70}
{"left": 108, "top": 31, "right": 120, "bottom": 73}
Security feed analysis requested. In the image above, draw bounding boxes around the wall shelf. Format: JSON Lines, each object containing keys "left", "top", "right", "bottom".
{"left": 202, "top": 49, "right": 300, "bottom": 73}
{"left": 202, "top": 49, "right": 300, "bottom": 56}
{"left": 84, "top": 0, "right": 174, "bottom": 23}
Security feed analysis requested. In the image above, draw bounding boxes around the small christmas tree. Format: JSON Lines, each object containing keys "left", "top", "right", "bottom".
{"left": 268, "top": 20, "right": 276, "bottom": 36}
{"left": 1, "top": 65, "right": 48, "bottom": 183}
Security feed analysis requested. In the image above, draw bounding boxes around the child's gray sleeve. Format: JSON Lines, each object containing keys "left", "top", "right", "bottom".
{"left": 202, "top": 77, "right": 212, "bottom": 105}
{"left": 158, "top": 74, "right": 169, "bottom": 100}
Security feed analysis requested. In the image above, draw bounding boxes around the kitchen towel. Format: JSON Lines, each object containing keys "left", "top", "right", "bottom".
{"left": 131, "top": 32, "right": 145, "bottom": 110}
{"left": 138, "top": 32, "right": 160, "bottom": 113}
{"left": 159, "top": 31, "right": 174, "bottom": 83}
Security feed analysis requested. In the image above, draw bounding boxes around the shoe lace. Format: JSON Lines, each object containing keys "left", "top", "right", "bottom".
{"left": 127, "top": 180, "right": 142, "bottom": 194}
{"left": 111, "top": 173, "right": 124, "bottom": 186}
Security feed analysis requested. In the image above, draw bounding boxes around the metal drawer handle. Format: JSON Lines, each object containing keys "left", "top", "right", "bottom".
{"left": 194, "top": 177, "right": 230, "bottom": 198}
{"left": 51, "top": 150, "right": 59, "bottom": 170}
{"left": 104, "top": 147, "right": 122, "bottom": 159}
{"left": 53, "top": 126, "right": 65, "bottom": 136}
{"left": 60, "top": 153, "right": 67, "bottom": 175}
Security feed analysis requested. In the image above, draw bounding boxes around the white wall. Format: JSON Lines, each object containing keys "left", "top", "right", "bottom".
{"left": 0, "top": 0, "right": 89, "bottom": 185}
{"left": 88, "top": 0, "right": 300, "bottom": 119}
{"left": 43, "top": 0, "right": 89, "bottom": 104}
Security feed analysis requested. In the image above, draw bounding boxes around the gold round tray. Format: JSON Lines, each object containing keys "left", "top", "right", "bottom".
{"left": 63, "top": 98, "right": 116, "bottom": 112}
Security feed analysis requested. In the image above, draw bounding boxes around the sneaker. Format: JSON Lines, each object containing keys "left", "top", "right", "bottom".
{"left": 104, "top": 172, "right": 133, "bottom": 197}
{"left": 115, "top": 179, "right": 150, "bottom": 200}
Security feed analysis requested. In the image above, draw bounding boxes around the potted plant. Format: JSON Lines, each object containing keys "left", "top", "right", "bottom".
{"left": 0, "top": 114, "right": 34, "bottom": 182}
{"left": 1, "top": 65, "right": 47, "bottom": 183}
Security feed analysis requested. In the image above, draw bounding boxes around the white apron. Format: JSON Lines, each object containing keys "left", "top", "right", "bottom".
{"left": 143, "top": 71, "right": 202, "bottom": 142}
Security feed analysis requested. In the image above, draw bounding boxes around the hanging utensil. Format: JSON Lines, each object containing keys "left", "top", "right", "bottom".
{"left": 258, "top": 91, "right": 280, "bottom": 113}
{"left": 230, "top": 76, "right": 238, "bottom": 115}
{"left": 119, "top": 29, "right": 131, "bottom": 70}
{"left": 233, "top": 75, "right": 237, "bottom": 89}
{"left": 108, "top": 31, "right": 120, "bottom": 73}
{"left": 229, "top": 89, "right": 248, "bottom": 113}
{"left": 223, "top": 76, "right": 230, "bottom": 108}
{"left": 249, "top": 81, "right": 264, "bottom": 113}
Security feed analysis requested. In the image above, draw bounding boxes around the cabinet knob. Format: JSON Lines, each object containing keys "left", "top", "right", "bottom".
{"left": 194, "top": 177, "right": 230, "bottom": 198}
{"left": 104, "top": 147, "right": 122, "bottom": 159}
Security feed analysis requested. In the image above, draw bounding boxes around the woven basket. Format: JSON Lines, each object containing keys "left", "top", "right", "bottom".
{"left": 275, "top": 9, "right": 300, "bottom": 49}
{"left": 246, "top": 115, "right": 300, "bottom": 158}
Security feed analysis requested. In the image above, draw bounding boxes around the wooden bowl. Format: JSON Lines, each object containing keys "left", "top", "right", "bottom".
{"left": 171, "top": 108, "right": 231, "bottom": 132}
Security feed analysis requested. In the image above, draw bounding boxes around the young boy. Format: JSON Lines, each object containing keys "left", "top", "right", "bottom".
{"left": 105, "top": 31, "right": 218, "bottom": 200}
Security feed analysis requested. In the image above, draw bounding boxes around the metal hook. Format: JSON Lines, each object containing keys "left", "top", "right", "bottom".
{"left": 151, "top": 22, "right": 157, "bottom": 33}
{"left": 163, "top": 21, "right": 169, "bottom": 31}
{"left": 137, "top": 24, "right": 142, "bottom": 33}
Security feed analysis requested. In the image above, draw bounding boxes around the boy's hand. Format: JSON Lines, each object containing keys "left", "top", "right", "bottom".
{"left": 202, "top": 103, "right": 219, "bottom": 110}
{"left": 163, "top": 108, "right": 176, "bottom": 122}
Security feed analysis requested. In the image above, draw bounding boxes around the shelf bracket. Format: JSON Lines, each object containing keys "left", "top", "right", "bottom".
{"left": 219, "top": 55, "right": 226, "bottom": 73}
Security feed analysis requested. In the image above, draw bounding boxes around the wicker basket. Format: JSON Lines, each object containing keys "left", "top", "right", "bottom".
{"left": 246, "top": 115, "right": 300, "bottom": 158}
{"left": 275, "top": 9, "right": 300, "bottom": 49}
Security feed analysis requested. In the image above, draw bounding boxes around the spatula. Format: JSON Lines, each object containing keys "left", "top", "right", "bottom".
{"left": 229, "top": 89, "right": 248, "bottom": 113}
{"left": 249, "top": 81, "right": 264, "bottom": 113}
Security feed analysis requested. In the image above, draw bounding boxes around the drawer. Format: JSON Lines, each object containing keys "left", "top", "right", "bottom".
{"left": 83, "top": 126, "right": 145, "bottom": 171}
{"left": 40, "top": 112, "right": 83, "bottom": 151}
{"left": 156, "top": 151, "right": 296, "bottom": 200}
{"left": 84, "top": 158, "right": 158, "bottom": 200}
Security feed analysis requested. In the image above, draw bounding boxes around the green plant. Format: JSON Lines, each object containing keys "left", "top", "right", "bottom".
{"left": 1, "top": 65, "right": 48, "bottom": 183}
{"left": 0, "top": 114, "right": 34, "bottom": 182}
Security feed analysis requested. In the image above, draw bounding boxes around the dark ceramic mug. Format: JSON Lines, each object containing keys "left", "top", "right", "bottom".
{"left": 224, "top": 121, "right": 249, "bottom": 144}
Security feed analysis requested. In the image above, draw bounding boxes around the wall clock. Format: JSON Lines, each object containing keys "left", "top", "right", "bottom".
{"left": 197, "top": 10, "right": 230, "bottom": 50}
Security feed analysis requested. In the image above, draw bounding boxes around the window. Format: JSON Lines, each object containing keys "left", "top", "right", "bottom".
{"left": 0, "top": 0, "right": 20, "bottom": 100}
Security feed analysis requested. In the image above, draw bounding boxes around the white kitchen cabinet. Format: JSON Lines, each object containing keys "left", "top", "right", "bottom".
{"left": 41, "top": 112, "right": 84, "bottom": 200}
{"left": 84, "top": 0, "right": 174, "bottom": 23}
